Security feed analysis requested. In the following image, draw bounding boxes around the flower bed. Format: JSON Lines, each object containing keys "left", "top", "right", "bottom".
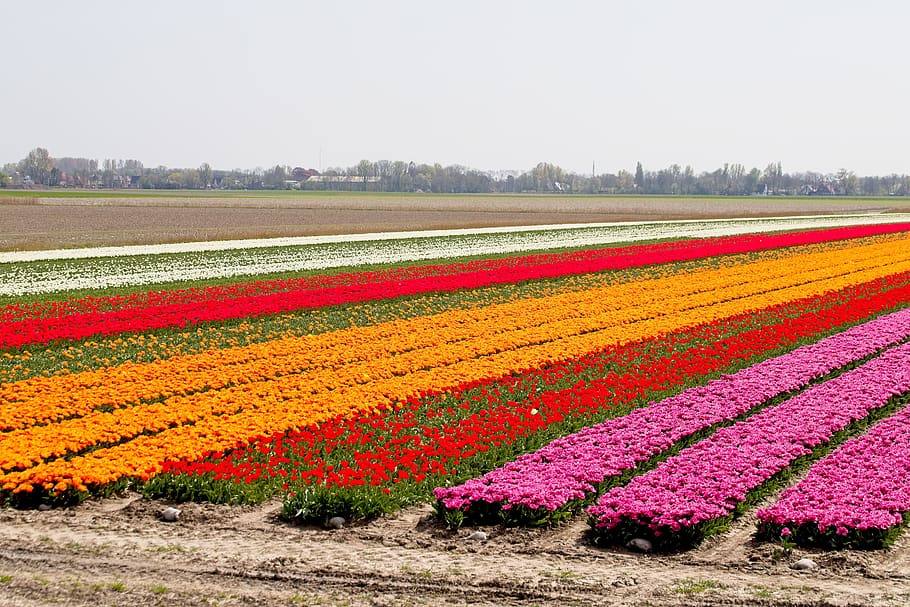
{"left": 3, "top": 215, "right": 907, "bottom": 297}
{"left": 5, "top": 236, "right": 899, "bottom": 435}
{"left": 756, "top": 403, "right": 910, "bottom": 549}
{"left": 152, "top": 273, "right": 910, "bottom": 520}
{"left": 433, "top": 307, "right": 910, "bottom": 525}
{"left": 3, "top": 221, "right": 910, "bottom": 513}
{"left": 587, "top": 343, "right": 910, "bottom": 551}
{"left": 3, "top": 222, "right": 907, "bottom": 348}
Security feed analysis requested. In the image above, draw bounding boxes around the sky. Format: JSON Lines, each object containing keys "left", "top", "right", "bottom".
{"left": 2, "top": 1, "right": 908, "bottom": 175}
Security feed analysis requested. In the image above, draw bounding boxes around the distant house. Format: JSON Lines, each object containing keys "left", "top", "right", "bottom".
{"left": 306, "top": 175, "right": 380, "bottom": 184}
{"left": 800, "top": 183, "right": 837, "bottom": 196}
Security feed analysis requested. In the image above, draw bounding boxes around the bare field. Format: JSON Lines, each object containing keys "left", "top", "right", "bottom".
{"left": 1, "top": 494, "right": 908, "bottom": 607}
{"left": 1, "top": 194, "right": 907, "bottom": 250}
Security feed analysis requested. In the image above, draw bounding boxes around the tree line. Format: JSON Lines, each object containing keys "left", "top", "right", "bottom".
{"left": 3, "top": 148, "right": 908, "bottom": 196}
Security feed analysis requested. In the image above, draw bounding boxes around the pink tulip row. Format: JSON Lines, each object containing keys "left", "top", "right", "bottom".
{"left": 434, "top": 307, "right": 910, "bottom": 521}
{"left": 756, "top": 399, "right": 910, "bottom": 548}
{"left": 587, "top": 341, "right": 910, "bottom": 549}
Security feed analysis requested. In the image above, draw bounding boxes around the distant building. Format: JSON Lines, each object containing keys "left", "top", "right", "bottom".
{"left": 800, "top": 183, "right": 837, "bottom": 196}
{"left": 8, "top": 172, "right": 26, "bottom": 187}
{"left": 305, "top": 175, "right": 380, "bottom": 183}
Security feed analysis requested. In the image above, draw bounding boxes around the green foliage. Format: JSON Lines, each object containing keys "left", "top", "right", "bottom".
{"left": 757, "top": 513, "right": 910, "bottom": 551}
{"left": 142, "top": 473, "right": 273, "bottom": 505}
{"left": 282, "top": 485, "right": 402, "bottom": 524}
{"left": 672, "top": 578, "right": 724, "bottom": 595}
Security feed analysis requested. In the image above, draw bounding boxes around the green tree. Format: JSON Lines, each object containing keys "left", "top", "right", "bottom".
{"left": 198, "top": 163, "right": 213, "bottom": 188}
{"left": 634, "top": 161, "right": 644, "bottom": 189}
{"left": 20, "top": 147, "right": 53, "bottom": 185}
{"left": 835, "top": 168, "right": 857, "bottom": 195}
{"left": 356, "top": 159, "right": 374, "bottom": 191}
{"left": 744, "top": 167, "right": 761, "bottom": 194}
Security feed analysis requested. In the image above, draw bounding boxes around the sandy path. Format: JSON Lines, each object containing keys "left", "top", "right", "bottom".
{"left": 2, "top": 195, "right": 906, "bottom": 250}
{"left": 1, "top": 495, "right": 908, "bottom": 606}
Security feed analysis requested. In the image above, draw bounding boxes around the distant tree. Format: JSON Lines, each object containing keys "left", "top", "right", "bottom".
{"left": 5, "top": 148, "right": 908, "bottom": 196}
{"left": 123, "top": 159, "right": 143, "bottom": 174}
{"left": 356, "top": 159, "right": 374, "bottom": 191}
{"left": 166, "top": 171, "right": 185, "bottom": 188}
{"left": 634, "top": 161, "right": 644, "bottom": 189}
{"left": 181, "top": 168, "right": 201, "bottom": 189}
{"left": 198, "top": 163, "right": 213, "bottom": 188}
{"left": 20, "top": 147, "right": 53, "bottom": 185}
{"left": 616, "top": 169, "right": 634, "bottom": 191}
{"left": 835, "top": 168, "right": 858, "bottom": 196}
{"left": 761, "top": 162, "right": 783, "bottom": 193}
{"left": 263, "top": 165, "right": 287, "bottom": 188}
{"left": 390, "top": 160, "right": 408, "bottom": 190}
{"left": 744, "top": 167, "right": 761, "bottom": 194}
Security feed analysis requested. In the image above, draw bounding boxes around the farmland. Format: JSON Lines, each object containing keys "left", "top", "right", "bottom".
{"left": 3, "top": 191, "right": 910, "bottom": 250}
{"left": 3, "top": 210, "right": 910, "bottom": 606}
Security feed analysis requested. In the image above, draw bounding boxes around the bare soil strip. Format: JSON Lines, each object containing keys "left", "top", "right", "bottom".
{"left": 2, "top": 195, "right": 907, "bottom": 250}
{"left": 1, "top": 495, "right": 908, "bottom": 606}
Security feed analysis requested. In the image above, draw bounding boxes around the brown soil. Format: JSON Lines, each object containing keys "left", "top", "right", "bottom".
{"left": 2, "top": 195, "right": 906, "bottom": 251}
{"left": 1, "top": 494, "right": 908, "bottom": 606}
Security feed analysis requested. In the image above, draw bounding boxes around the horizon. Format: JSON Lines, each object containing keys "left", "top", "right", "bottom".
{"left": 4, "top": 149, "right": 909, "bottom": 180}
{"left": 2, "top": 1, "right": 909, "bottom": 176}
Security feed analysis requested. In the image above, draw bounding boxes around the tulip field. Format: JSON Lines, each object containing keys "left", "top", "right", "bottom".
{"left": 3, "top": 213, "right": 910, "bottom": 554}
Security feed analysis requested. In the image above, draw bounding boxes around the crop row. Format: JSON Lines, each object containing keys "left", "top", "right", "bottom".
{"left": 587, "top": 342, "right": 910, "bottom": 551}
{"left": 4, "top": 214, "right": 907, "bottom": 297}
{"left": 756, "top": 401, "right": 910, "bottom": 549}
{"left": 3, "top": 222, "right": 907, "bottom": 348}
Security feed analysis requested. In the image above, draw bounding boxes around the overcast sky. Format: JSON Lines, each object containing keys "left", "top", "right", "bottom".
{"left": 3, "top": 1, "right": 908, "bottom": 175}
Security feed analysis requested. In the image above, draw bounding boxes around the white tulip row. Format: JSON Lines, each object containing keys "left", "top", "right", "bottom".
{"left": 1, "top": 213, "right": 906, "bottom": 297}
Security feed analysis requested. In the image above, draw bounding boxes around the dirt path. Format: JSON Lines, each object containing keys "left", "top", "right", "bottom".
{"left": 1, "top": 495, "right": 908, "bottom": 606}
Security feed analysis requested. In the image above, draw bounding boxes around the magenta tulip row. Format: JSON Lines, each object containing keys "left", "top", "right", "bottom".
{"left": 434, "top": 307, "right": 910, "bottom": 520}
{"left": 587, "top": 341, "right": 910, "bottom": 546}
{"left": 756, "top": 400, "right": 910, "bottom": 546}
